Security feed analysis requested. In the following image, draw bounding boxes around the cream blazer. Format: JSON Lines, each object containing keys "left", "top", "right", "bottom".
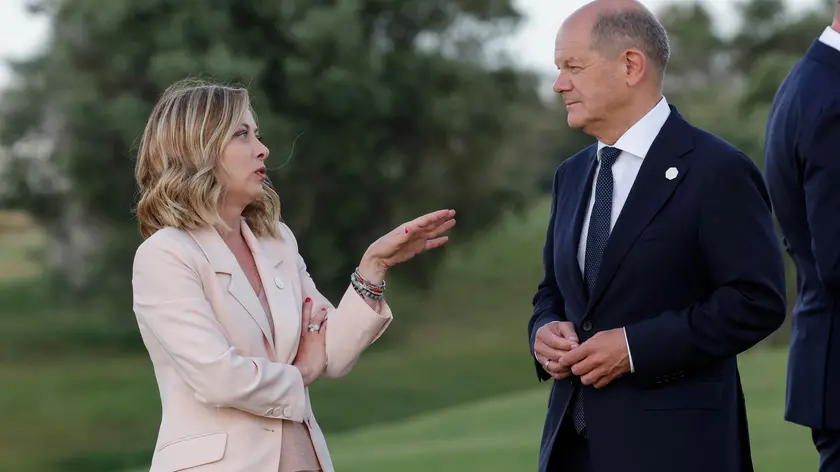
{"left": 131, "top": 219, "right": 393, "bottom": 472}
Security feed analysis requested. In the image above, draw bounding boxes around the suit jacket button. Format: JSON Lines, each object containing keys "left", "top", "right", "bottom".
{"left": 283, "top": 407, "right": 292, "bottom": 418}
{"left": 582, "top": 321, "right": 593, "bottom": 332}
{"left": 275, "top": 277, "right": 285, "bottom": 289}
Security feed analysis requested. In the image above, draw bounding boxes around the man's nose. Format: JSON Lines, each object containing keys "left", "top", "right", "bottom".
{"left": 553, "top": 71, "right": 572, "bottom": 94}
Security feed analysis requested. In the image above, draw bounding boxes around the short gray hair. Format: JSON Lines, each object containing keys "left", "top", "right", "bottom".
{"left": 590, "top": 9, "right": 671, "bottom": 82}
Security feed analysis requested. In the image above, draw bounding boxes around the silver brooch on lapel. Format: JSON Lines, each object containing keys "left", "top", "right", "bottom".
{"left": 665, "top": 167, "right": 679, "bottom": 180}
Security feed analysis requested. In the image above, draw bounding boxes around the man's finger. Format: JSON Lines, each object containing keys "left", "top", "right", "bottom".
{"left": 544, "top": 356, "right": 570, "bottom": 372}
{"left": 540, "top": 334, "right": 579, "bottom": 351}
{"left": 570, "top": 355, "right": 597, "bottom": 377}
{"left": 547, "top": 362, "right": 571, "bottom": 377}
{"left": 552, "top": 370, "right": 573, "bottom": 380}
{"left": 552, "top": 322, "right": 579, "bottom": 343}
{"left": 537, "top": 352, "right": 567, "bottom": 374}
{"left": 580, "top": 368, "right": 603, "bottom": 386}
{"left": 536, "top": 352, "right": 569, "bottom": 375}
{"left": 536, "top": 344, "right": 573, "bottom": 362}
{"left": 593, "top": 374, "right": 614, "bottom": 389}
{"left": 558, "top": 343, "right": 589, "bottom": 368}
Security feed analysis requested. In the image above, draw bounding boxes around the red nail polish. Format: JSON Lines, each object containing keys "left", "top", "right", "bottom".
{"left": 405, "top": 227, "right": 409, "bottom": 234}
{"left": 305, "top": 297, "right": 311, "bottom": 303}
{"left": 321, "top": 308, "right": 326, "bottom": 311}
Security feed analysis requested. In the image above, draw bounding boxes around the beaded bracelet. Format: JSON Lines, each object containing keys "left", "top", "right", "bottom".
{"left": 351, "top": 268, "right": 385, "bottom": 301}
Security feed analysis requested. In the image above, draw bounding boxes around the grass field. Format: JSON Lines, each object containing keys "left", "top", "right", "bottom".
{"left": 0, "top": 202, "right": 813, "bottom": 472}
{"left": 325, "top": 348, "right": 816, "bottom": 472}
{"left": 124, "top": 347, "right": 818, "bottom": 472}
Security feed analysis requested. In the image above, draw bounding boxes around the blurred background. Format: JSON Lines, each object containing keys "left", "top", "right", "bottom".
{"left": 0, "top": 0, "right": 831, "bottom": 470}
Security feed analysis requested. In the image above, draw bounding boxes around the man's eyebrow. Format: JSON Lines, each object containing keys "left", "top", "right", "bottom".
{"left": 555, "top": 55, "right": 582, "bottom": 68}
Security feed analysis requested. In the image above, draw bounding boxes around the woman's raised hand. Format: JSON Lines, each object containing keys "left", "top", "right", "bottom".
{"left": 357, "top": 209, "right": 456, "bottom": 283}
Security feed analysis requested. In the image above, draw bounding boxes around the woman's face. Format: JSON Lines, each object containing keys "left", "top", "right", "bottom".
{"left": 218, "top": 109, "right": 270, "bottom": 207}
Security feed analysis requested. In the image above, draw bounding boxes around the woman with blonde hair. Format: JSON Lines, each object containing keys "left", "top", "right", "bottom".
{"left": 132, "top": 78, "right": 455, "bottom": 472}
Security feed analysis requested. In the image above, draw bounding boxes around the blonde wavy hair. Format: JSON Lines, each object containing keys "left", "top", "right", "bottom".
{"left": 134, "top": 78, "right": 281, "bottom": 239}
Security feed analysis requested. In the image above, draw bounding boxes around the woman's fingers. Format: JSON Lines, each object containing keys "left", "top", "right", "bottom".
{"left": 300, "top": 297, "right": 313, "bottom": 337}
{"left": 424, "top": 236, "right": 449, "bottom": 251}
{"left": 410, "top": 209, "right": 456, "bottom": 230}
{"left": 307, "top": 307, "right": 328, "bottom": 335}
{"left": 427, "top": 218, "right": 456, "bottom": 239}
{"left": 405, "top": 212, "right": 456, "bottom": 243}
{"left": 319, "top": 313, "right": 328, "bottom": 336}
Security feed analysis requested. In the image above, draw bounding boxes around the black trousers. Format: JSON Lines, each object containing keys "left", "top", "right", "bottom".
{"left": 813, "top": 429, "right": 840, "bottom": 472}
{"left": 546, "top": 417, "right": 592, "bottom": 472}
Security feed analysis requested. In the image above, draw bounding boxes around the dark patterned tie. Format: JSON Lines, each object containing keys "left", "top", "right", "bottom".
{"left": 584, "top": 146, "right": 621, "bottom": 294}
{"left": 572, "top": 145, "right": 621, "bottom": 434}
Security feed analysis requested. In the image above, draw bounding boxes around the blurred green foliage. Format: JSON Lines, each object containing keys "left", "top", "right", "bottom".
{"left": 0, "top": 0, "right": 569, "bottom": 321}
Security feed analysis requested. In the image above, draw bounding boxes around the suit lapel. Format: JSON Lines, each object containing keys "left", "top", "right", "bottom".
{"left": 187, "top": 222, "right": 276, "bottom": 355}
{"left": 241, "top": 222, "right": 302, "bottom": 364}
{"left": 585, "top": 109, "right": 695, "bottom": 313}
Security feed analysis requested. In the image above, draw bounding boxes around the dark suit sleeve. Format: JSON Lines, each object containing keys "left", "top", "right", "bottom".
{"left": 624, "top": 152, "right": 787, "bottom": 380}
{"left": 802, "top": 105, "right": 840, "bottom": 293}
{"left": 528, "top": 164, "right": 568, "bottom": 382}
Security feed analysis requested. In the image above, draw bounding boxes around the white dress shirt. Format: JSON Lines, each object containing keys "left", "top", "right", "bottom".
{"left": 820, "top": 26, "right": 840, "bottom": 53}
{"left": 577, "top": 96, "right": 671, "bottom": 373}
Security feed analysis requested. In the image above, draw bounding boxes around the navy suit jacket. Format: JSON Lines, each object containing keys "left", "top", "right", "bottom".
{"left": 528, "top": 106, "right": 787, "bottom": 472}
{"left": 765, "top": 38, "right": 840, "bottom": 431}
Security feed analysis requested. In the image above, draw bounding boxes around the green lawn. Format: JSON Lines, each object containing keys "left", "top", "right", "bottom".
{"left": 314, "top": 348, "right": 817, "bottom": 472}
{"left": 4, "top": 345, "right": 815, "bottom": 472}
{"left": 0, "top": 357, "right": 158, "bottom": 472}
{"left": 117, "top": 348, "right": 814, "bottom": 472}
{"left": 326, "top": 388, "right": 547, "bottom": 471}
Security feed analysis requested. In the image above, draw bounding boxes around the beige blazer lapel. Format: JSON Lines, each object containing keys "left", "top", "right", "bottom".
{"left": 186, "top": 224, "right": 276, "bottom": 356}
{"left": 240, "top": 220, "right": 302, "bottom": 363}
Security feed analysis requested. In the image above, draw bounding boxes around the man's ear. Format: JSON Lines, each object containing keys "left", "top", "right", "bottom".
{"left": 623, "top": 48, "right": 646, "bottom": 87}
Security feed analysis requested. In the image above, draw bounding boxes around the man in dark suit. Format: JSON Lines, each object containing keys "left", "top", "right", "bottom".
{"left": 764, "top": 3, "right": 840, "bottom": 470}
{"left": 527, "top": 1, "right": 787, "bottom": 471}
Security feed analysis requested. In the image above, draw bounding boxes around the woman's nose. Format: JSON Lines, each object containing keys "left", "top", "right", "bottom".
{"left": 257, "top": 142, "right": 269, "bottom": 160}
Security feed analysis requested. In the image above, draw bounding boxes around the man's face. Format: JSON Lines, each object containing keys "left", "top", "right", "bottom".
{"left": 553, "top": 21, "right": 628, "bottom": 134}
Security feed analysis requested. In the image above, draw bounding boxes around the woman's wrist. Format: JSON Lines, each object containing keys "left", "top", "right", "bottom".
{"left": 357, "top": 256, "right": 386, "bottom": 285}
{"left": 295, "top": 363, "right": 315, "bottom": 386}
{"left": 352, "top": 258, "right": 386, "bottom": 303}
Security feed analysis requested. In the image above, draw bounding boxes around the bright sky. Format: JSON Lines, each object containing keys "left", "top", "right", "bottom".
{"left": 0, "top": 0, "right": 829, "bottom": 90}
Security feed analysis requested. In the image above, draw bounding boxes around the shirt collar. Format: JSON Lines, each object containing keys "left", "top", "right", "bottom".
{"left": 596, "top": 96, "right": 671, "bottom": 161}
{"left": 819, "top": 26, "right": 840, "bottom": 54}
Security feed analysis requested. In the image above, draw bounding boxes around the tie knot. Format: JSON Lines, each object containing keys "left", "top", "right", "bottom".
{"left": 599, "top": 146, "right": 621, "bottom": 168}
